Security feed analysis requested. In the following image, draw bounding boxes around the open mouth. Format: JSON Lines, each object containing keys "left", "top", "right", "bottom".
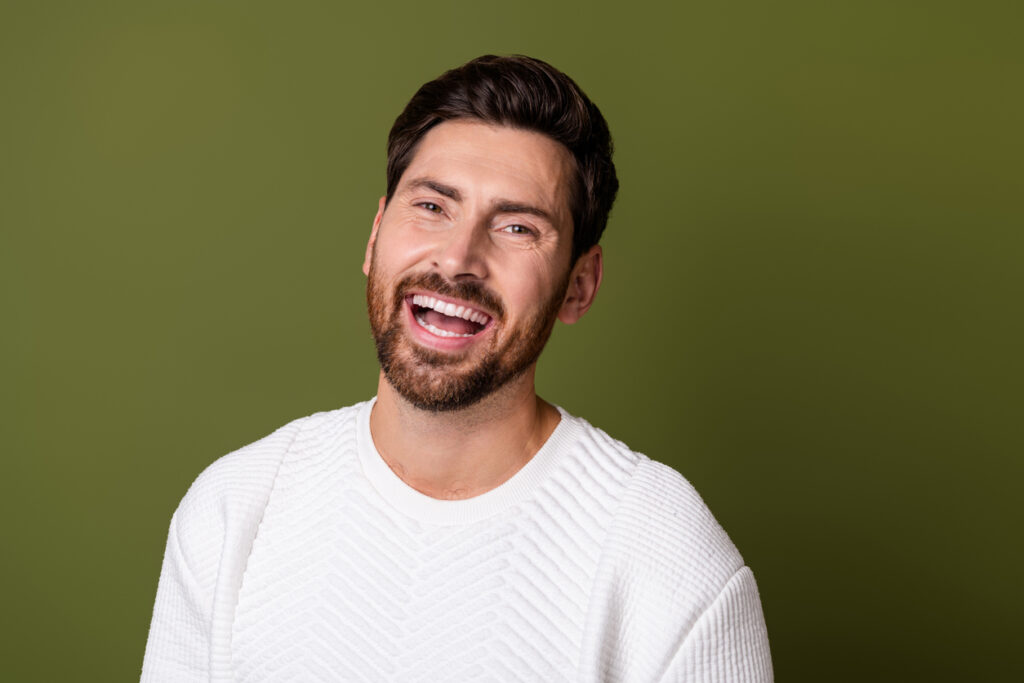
{"left": 409, "top": 294, "right": 492, "bottom": 338}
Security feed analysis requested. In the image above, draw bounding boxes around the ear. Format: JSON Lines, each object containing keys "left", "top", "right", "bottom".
{"left": 362, "top": 196, "right": 388, "bottom": 276}
{"left": 558, "top": 245, "right": 603, "bottom": 324}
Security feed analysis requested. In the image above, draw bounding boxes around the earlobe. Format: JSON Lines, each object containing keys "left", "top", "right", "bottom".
{"left": 362, "top": 196, "right": 388, "bottom": 276}
{"left": 558, "top": 245, "right": 603, "bottom": 324}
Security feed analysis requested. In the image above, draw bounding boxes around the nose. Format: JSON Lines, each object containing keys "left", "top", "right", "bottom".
{"left": 433, "top": 220, "right": 489, "bottom": 281}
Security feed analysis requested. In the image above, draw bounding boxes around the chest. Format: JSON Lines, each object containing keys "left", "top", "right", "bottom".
{"left": 230, "top": 474, "right": 606, "bottom": 681}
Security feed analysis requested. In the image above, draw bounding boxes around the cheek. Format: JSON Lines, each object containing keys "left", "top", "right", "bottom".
{"left": 499, "top": 269, "right": 563, "bottom": 316}
{"left": 518, "top": 252, "right": 568, "bottom": 293}
{"left": 375, "top": 226, "right": 437, "bottom": 271}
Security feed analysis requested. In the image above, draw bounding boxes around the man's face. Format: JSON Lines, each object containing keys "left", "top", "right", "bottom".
{"left": 364, "top": 120, "right": 578, "bottom": 411}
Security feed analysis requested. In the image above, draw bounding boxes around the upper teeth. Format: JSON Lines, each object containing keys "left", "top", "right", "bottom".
{"left": 411, "top": 294, "right": 490, "bottom": 325}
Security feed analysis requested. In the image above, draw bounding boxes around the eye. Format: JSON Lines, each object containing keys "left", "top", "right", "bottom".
{"left": 417, "top": 202, "right": 444, "bottom": 214}
{"left": 501, "top": 224, "right": 533, "bottom": 236}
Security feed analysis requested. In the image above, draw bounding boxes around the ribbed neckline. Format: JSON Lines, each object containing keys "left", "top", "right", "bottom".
{"left": 355, "top": 397, "right": 580, "bottom": 526}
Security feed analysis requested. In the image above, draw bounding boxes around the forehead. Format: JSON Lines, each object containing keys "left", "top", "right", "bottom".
{"left": 399, "top": 120, "right": 576, "bottom": 223}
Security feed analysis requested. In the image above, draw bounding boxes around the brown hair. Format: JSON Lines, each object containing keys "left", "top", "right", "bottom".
{"left": 386, "top": 55, "right": 618, "bottom": 264}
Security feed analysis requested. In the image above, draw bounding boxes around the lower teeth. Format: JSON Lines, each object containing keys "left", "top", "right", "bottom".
{"left": 415, "top": 314, "right": 475, "bottom": 338}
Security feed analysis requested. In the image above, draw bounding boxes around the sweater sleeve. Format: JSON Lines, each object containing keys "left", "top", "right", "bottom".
{"left": 140, "top": 509, "right": 214, "bottom": 682}
{"left": 139, "top": 418, "right": 303, "bottom": 681}
{"left": 659, "top": 566, "right": 773, "bottom": 683}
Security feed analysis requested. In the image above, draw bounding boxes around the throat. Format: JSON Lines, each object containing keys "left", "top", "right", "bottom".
{"left": 370, "top": 395, "right": 561, "bottom": 500}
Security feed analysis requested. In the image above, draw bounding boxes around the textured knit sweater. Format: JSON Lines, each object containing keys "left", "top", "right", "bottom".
{"left": 141, "top": 400, "right": 772, "bottom": 682}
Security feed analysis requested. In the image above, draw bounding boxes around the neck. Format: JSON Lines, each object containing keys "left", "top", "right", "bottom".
{"left": 369, "top": 369, "right": 561, "bottom": 500}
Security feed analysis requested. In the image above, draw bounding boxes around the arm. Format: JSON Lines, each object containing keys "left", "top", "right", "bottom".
{"left": 138, "top": 416, "right": 304, "bottom": 681}
{"left": 660, "top": 567, "right": 773, "bottom": 683}
{"left": 140, "top": 510, "right": 213, "bottom": 682}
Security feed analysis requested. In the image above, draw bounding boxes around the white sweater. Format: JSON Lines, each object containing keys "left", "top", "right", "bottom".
{"left": 142, "top": 400, "right": 772, "bottom": 682}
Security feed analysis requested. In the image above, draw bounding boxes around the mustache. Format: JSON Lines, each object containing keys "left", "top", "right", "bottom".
{"left": 393, "top": 272, "right": 505, "bottom": 321}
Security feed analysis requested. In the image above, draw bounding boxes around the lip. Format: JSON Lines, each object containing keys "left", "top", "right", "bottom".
{"left": 404, "top": 291, "right": 494, "bottom": 351}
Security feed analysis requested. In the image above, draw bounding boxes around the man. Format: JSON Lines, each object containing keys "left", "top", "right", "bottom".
{"left": 142, "top": 55, "right": 772, "bottom": 682}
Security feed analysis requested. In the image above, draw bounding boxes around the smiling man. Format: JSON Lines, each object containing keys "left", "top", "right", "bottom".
{"left": 142, "top": 55, "right": 772, "bottom": 682}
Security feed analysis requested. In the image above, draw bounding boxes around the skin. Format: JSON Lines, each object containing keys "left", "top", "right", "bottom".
{"left": 362, "top": 120, "right": 603, "bottom": 500}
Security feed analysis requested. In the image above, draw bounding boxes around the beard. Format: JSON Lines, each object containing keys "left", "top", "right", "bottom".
{"left": 366, "top": 261, "right": 568, "bottom": 412}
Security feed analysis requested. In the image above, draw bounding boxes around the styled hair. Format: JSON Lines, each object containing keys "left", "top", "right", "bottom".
{"left": 386, "top": 54, "right": 618, "bottom": 264}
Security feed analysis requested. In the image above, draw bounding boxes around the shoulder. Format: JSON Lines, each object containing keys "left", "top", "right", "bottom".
{"left": 558, "top": 409, "right": 644, "bottom": 484}
{"left": 618, "top": 464, "right": 772, "bottom": 680}
{"left": 561, "top": 410, "right": 744, "bottom": 592}
{"left": 573, "top": 422, "right": 760, "bottom": 679}
{"left": 616, "top": 458, "right": 744, "bottom": 598}
{"left": 568, "top": 411, "right": 746, "bottom": 610}
{"left": 171, "top": 404, "right": 363, "bottom": 549}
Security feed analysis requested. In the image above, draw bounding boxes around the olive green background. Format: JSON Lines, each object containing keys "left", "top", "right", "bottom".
{"left": 2, "top": 0, "right": 1021, "bottom": 680}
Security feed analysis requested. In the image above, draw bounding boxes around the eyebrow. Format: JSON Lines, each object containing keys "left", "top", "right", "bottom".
{"left": 406, "top": 177, "right": 461, "bottom": 201}
{"left": 494, "top": 201, "right": 553, "bottom": 223}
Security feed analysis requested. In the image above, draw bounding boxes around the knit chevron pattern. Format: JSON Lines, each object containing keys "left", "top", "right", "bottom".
{"left": 141, "top": 400, "right": 772, "bottom": 682}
